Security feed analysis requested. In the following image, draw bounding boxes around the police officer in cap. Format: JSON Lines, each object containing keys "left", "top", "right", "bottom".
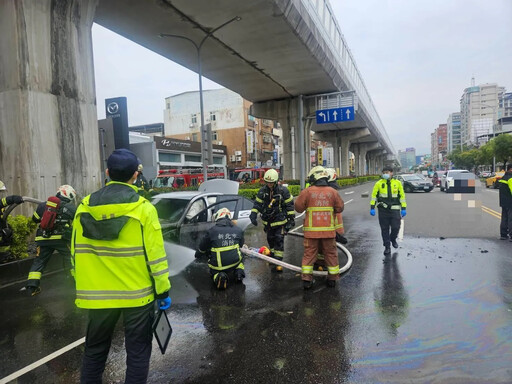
{"left": 370, "top": 166, "right": 407, "bottom": 255}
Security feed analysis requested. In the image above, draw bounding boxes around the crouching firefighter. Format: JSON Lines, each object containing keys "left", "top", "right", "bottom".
{"left": 195, "top": 208, "right": 245, "bottom": 289}
{"left": 25, "top": 185, "right": 77, "bottom": 296}
{"left": 0, "top": 182, "right": 24, "bottom": 255}
{"left": 249, "top": 169, "right": 295, "bottom": 272}
{"left": 295, "top": 166, "right": 343, "bottom": 289}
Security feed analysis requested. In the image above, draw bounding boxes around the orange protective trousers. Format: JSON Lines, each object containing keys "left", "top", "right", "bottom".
{"left": 302, "top": 237, "right": 339, "bottom": 281}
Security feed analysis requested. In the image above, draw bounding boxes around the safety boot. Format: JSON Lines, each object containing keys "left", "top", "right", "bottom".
{"left": 215, "top": 272, "right": 229, "bottom": 290}
{"left": 326, "top": 280, "right": 336, "bottom": 288}
{"left": 303, "top": 280, "right": 313, "bottom": 290}
{"left": 384, "top": 246, "right": 391, "bottom": 255}
{"left": 391, "top": 240, "right": 399, "bottom": 249}
{"left": 275, "top": 265, "right": 283, "bottom": 272}
{"left": 28, "top": 286, "right": 41, "bottom": 296}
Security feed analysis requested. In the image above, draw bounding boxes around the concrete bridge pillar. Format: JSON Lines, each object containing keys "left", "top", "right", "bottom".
{"left": 0, "top": 0, "right": 100, "bottom": 213}
{"left": 338, "top": 128, "right": 370, "bottom": 177}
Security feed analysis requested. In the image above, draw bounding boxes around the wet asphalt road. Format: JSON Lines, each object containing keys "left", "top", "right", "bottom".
{"left": 0, "top": 181, "right": 511, "bottom": 383}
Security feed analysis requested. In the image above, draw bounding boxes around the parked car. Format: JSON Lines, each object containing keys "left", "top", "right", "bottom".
{"left": 432, "top": 171, "right": 446, "bottom": 187}
{"left": 396, "top": 174, "right": 434, "bottom": 193}
{"left": 440, "top": 170, "right": 469, "bottom": 192}
{"left": 151, "top": 181, "right": 254, "bottom": 249}
{"left": 486, "top": 171, "right": 505, "bottom": 189}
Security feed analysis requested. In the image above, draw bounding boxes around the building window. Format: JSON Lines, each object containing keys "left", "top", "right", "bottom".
{"left": 191, "top": 114, "right": 197, "bottom": 124}
{"left": 213, "top": 157, "right": 223, "bottom": 165}
{"left": 185, "top": 155, "right": 202, "bottom": 162}
{"left": 210, "top": 111, "right": 216, "bottom": 121}
{"left": 212, "top": 131, "right": 218, "bottom": 141}
{"left": 192, "top": 133, "right": 198, "bottom": 142}
{"left": 159, "top": 152, "right": 181, "bottom": 163}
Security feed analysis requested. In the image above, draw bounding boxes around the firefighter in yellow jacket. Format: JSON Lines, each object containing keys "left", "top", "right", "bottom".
{"left": 295, "top": 166, "right": 344, "bottom": 289}
{"left": 370, "top": 165, "right": 407, "bottom": 255}
{"left": 72, "top": 149, "right": 171, "bottom": 383}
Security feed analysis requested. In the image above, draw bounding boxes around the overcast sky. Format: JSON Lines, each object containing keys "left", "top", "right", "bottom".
{"left": 92, "top": 0, "right": 512, "bottom": 155}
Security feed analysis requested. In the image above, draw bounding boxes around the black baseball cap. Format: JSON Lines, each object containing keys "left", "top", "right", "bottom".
{"left": 107, "top": 149, "right": 139, "bottom": 175}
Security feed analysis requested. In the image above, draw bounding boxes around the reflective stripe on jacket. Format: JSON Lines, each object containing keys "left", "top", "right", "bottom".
{"left": 294, "top": 183, "right": 343, "bottom": 238}
{"left": 197, "top": 218, "right": 244, "bottom": 270}
{"left": 71, "top": 182, "right": 170, "bottom": 309}
{"left": 251, "top": 184, "right": 295, "bottom": 227}
{"left": 370, "top": 178, "right": 407, "bottom": 210}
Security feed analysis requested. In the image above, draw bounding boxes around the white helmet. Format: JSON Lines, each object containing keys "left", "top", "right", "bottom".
{"left": 263, "top": 169, "right": 279, "bottom": 183}
{"left": 307, "top": 166, "right": 328, "bottom": 182}
{"left": 138, "top": 163, "right": 143, "bottom": 172}
{"left": 0, "top": 180, "right": 6, "bottom": 191}
{"left": 57, "top": 185, "right": 77, "bottom": 201}
{"left": 214, "top": 207, "right": 232, "bottom": 221}
{"left": 326, "top": 168, "right": 337, "bottom": 182}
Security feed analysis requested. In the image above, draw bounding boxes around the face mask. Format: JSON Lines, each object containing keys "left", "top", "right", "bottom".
{"left": 382, "top": 174, "right": 390, "bottom": 180}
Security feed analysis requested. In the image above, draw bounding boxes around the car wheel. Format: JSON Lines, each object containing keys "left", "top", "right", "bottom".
{"left": 404, "top": 185, "right": 412, "bottom": 193}
{"left": 486, "top": 184, "right": 489, "bottom": 188}
{"left": 440, "top": 185, "right": 444, "bottom": 192}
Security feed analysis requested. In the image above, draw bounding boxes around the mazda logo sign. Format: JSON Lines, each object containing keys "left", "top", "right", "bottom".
{"left": 107, "top": 102, "right": 119, "bottom": 114}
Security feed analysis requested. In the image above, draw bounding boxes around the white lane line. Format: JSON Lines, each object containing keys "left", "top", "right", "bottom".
{"left": 295, "top": 211, "right": 305, "bottom": 219}
{"left": 0, "top": 337, "right": 85, "bottom": 384}
{"left": 362, "top": 191, "right": 369, "bottom": 195}
{"left": 345, "top": 199, "right": 353, "bottom": 204}
{"left": 344, "top": 191, "right": 354, "bottom": 195}
{"left": 398, "top": 219, "right": 405, "bottom": 241}
{"left": 289, "top": 224, "right": 303, "bottom": 233}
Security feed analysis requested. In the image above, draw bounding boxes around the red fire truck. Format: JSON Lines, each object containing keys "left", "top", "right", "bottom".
{"left": 231, "top": 167, "right": 280, "bottom": 184}
{"left": 153, "top": 169, "right": 225, "bottom": 189}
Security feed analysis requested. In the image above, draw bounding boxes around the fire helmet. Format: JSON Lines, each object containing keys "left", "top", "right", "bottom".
{"left": 214, "top": 207, "right": 232, "bottom": 221}
{"left": 263, "top": 169, "right": 279, "bottom": 183}
{"left": 307, "top": 166, "right": 328, "bottom": 182}
{"left": 326, "top": 168, "right": 337, "bottom": 182}
{"left": 57, "top": 185, "right": 77, "bottom": 201}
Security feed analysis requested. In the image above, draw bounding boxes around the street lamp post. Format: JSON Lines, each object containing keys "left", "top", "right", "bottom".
{"left": 160, "top": 16, "right": 241, "bottom": 180}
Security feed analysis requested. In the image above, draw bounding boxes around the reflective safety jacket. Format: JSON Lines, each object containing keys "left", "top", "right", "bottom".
{"left": 370, "top": 178, "right": 407, "bottom": 211}
{"left": 32, "top": 196, "right": 77, "bottom": 244}
{"left": 498, "top": 172, "right": 512, "bottom": 208}
{"left": 71, "top": 182, "right": 170, "bottom": 309}
{"left": 197, "top": 218, "right": 244, "bottom": 270}
{"left": 135, "top": 172, "right": 149, "bottom": 194}
{"left": 329, "top": 181, "right": 345, "bottom": 235}
{"left": 251, "top": 184, "right": 295, "bottom": 228}
{"left": 294, "top": 180, "right": 343, "bottom": 238}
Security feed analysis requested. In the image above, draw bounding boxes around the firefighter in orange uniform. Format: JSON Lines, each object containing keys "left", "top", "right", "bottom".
{"left": 295, "top": 166, "right": 344, "bottom": 289}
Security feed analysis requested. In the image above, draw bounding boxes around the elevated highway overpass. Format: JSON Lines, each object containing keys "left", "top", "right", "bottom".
{"left": 1, "top": 0, "right": 396, "bottom": 203}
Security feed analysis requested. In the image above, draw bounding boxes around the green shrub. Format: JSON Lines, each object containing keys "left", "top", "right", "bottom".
{"left": 6, "top": 215, "right": 37, "bottom": 260}
{"left": 287, "top": 185, "right": 301, "bottom": 196}
{"left": 238, "top": 189, "right": 259, "bottom": 200}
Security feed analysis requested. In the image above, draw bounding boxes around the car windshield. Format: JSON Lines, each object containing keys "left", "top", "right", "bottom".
{"left": 153, "top": 177, "right": 174, "bottom": 188}
{"left": 402, "top": 175, "right": 423, "bottom": 181}
{"left": 152, "top": 198, "right": 190, "bottom": 223}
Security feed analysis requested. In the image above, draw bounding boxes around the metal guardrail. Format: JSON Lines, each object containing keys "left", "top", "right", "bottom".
{"left": 301, "top": 0, "right": 395, "bottom": 155}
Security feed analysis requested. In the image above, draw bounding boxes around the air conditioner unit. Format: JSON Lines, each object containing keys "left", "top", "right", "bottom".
{"left": 235, "top": 156, "right": 242, "bottom": 161}
{"left": 217, "top": 141, "right": 222, "bottom": 145}
{"left": 235, "top": 151, "right": 242, "bottom": 156}
{"left": 230, "top": 155, "right": 236, "bottom": 161}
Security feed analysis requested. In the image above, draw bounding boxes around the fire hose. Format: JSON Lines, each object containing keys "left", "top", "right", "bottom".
{"left": 241, "top": 231, "right": 353, "bottom": 277}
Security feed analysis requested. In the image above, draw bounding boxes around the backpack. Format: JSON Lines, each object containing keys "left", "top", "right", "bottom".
{"left": 40, "top": 196, "right": 62, "bottom": 238}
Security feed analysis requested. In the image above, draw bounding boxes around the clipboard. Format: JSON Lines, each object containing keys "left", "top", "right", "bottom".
{"left": 153, "top": 309, "right": 172, "bottom": 354}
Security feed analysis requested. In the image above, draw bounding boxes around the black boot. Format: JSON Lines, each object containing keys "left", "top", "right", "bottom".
{"left": 384, "top": 246, "right": 391, "bottom": 255}
{"left": 391, "top": 240, "right": 399, "bottom": 249}
{"left": 326, "top": 280, "right": 336, "bottom": 288}
{"left": 215, "top": 272, "right": 229, "bottom": 290}
{"left": 303, "top": 280, "right": 313, "bottom": 290}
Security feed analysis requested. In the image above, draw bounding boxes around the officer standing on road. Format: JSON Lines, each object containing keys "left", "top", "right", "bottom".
{"left": 25, "top": 185, "right": 77, "bottom": 296}
{"left": 72, "top": 148, "right": 171, "bottom": 384}
{"left": 370, "top": 166, "right": 407, "bottom": 255}
{"left": 498, "top": 163, "right": 512, "bottom": 241}
{"left": 195, "top": 207, "right": 245, "bottom": 289}
{"left": 295, "top": 166, "right": 344, "bottom": 289}
{"left": 249, "top": 169, "right": 295, "bottom": 272}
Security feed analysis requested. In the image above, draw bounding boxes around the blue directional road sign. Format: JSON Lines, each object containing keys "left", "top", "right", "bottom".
{"left": 316, "top": 106, "right": 355, "bottom": 124}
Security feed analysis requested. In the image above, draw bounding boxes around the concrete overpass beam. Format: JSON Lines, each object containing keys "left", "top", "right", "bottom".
{"left": 0, "top": 0, "right": 100, "bottom": 212}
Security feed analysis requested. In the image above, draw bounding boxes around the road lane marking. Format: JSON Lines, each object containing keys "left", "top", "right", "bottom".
{"left": 482, "top": 205, "right": 501, "bottom": 219}
{"left": 344, "top": 191, "right": 354, "bottom": 195}
{"left": 0, "top": 337, "right": 86, "bottom": 384}
{"left": 398, "top": 219, "right": 405, "bottom": 241}
{"left": 289, "top": 224, "right": 303, "bottom": 233}
{"left": 345, "top": 199, "right": 353, "bottom": 204}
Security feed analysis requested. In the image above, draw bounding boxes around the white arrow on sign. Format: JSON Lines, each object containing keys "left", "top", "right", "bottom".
{"left": 319, "top": 112, "right": 326, "bottom": 122}
{"left": 345, "top": 109, "right": 351, "bottom": 119}
{"left": 333, "top": 110, "right": 338, "bottom": 121}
